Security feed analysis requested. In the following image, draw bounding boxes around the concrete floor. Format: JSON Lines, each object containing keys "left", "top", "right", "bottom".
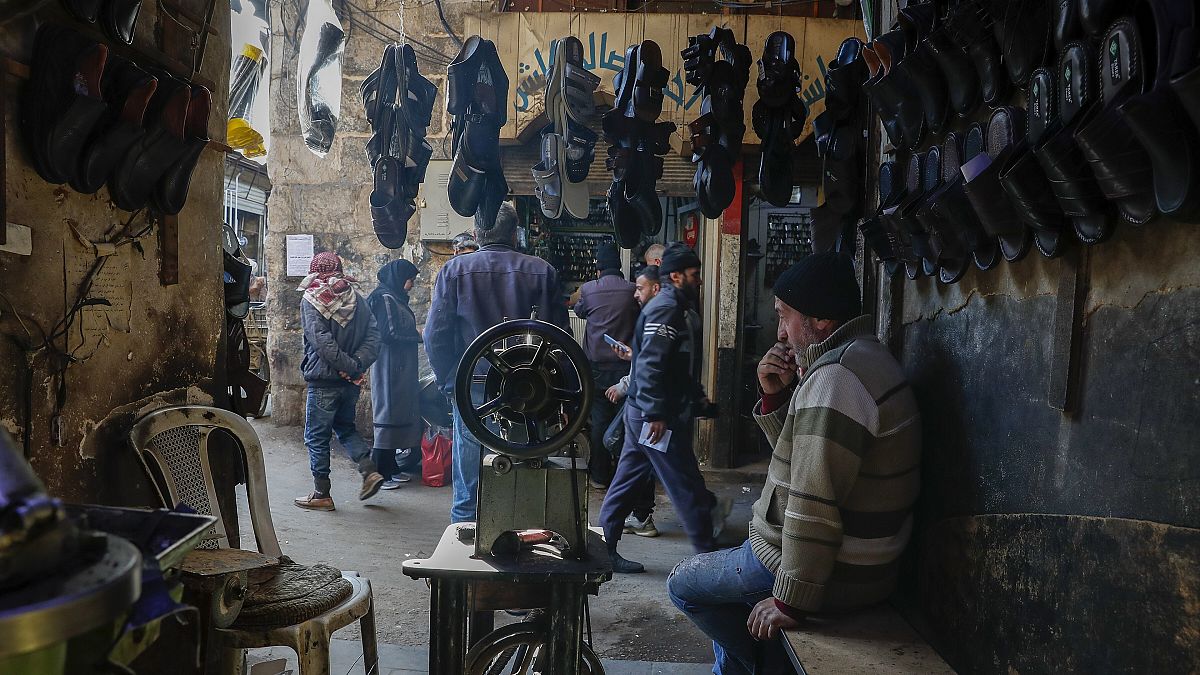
{"left": 240, "top": 419, "right": 762, "bottom": 669}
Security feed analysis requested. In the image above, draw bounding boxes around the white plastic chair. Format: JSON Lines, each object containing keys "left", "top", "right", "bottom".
{"left": 130, "top": 405, "right": 379, "bottom": 675}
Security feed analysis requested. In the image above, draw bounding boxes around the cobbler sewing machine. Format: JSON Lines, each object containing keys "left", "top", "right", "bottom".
{"left": 403, "top": 315, "right": 611, "bottom": 674}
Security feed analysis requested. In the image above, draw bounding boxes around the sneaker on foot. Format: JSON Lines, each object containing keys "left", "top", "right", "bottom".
{"left": 294, "top": 492, "right": 335, "bottom": 511}
{"left": 360, "top": 472, "right": 385, "bottom": 500}
{"left": 380, "top": 478, "right": 403, "bottom": 490}
{"left": 712, "top": 495, "right": 734, "bottom": 540}
{"left": 623, "top": 514, "right": 659, "bottom": 537}
{"left": 609, "top": 550, "right": 645, "bottom": 574}
{"left": 392, "top": 472, "right": 413, "bottom": 483}
{"left": 589, "top": 478, "right": 609, "bottom": 491}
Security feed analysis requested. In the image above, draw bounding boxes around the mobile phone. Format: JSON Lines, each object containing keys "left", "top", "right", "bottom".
{"left": 603, "top": 334, "right": 629, "bottom": 352}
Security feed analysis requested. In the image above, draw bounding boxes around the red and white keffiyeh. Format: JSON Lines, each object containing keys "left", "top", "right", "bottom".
{"left": 298, "top": 252, "right": 360, "bottom": 326}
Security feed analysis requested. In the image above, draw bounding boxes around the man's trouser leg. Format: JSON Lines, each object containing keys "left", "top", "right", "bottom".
{"left": 330, "top": 384, "right": 377, "bottom": 477}
{"left": 599, "top": 404, "right": 657, "bottom": 548}
{"left": 450, "top": 390, "right": 484, "bottom": 523}
{"left": 304, "top": 385, "right": 338, "bottom": 495}
{"left": 667, "top": 540, "right": 792, "bottom": 675}
{"left": 626, "top": 405, "right": 718, "bottom": 552}
{"left": 588, "top": 366, "right": 625, "bottom": 485}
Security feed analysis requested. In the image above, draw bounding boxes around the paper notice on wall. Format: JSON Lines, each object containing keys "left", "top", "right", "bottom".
{"left": 285, "top": 234, "right": 314, "bottom": 277}
{"left": 63, "top": 225, "right": 132, "bottom": 356}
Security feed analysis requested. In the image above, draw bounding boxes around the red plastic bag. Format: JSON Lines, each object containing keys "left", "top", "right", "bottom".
{"left": 421, "top": 427, "right": 453, "bottom": 488}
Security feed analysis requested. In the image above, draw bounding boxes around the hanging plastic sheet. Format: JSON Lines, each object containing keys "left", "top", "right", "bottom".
{"left": 296, "top": 0, "right": 345, "bottom": 157}
{"left": 229, "top": 0, "right": 270, "bottom": 158}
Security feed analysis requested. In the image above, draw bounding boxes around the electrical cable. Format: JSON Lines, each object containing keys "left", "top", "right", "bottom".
{"left": 340, "top": 0, "right": 456, "bottom": 63}
{"left": 432, "top": 0, "right": 465, "bottom": 48}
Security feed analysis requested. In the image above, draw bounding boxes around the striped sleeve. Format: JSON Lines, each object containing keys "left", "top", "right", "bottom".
{"left": 774, "top": 363, "right": 879, "bottom": 611}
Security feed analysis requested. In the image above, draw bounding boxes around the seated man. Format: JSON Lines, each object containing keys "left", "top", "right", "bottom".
{"left": 667, "top": 253, "right": 921, "bottom": 674}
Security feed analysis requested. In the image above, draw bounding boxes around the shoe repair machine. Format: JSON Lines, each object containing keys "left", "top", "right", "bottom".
{"left": 403, "top": 314, "right": 612, "bottom": 674}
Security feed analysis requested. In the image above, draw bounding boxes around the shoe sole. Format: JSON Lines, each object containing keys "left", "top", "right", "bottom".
{"left": 625, "top": 528, "right": 659, "bottom": 537}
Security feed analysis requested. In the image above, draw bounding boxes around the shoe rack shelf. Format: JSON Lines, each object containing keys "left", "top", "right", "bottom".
{"left": 764, "top": 212, "right": 813, "bottom": 287}
{"left": 544, "top": 232, "right": 616, "bottom": 283}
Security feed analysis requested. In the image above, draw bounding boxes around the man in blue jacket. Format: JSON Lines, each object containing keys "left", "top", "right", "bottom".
{"left": 598, "top": 243, "right": 725, "bottom": 573}
{"left": 295, "top": 252, "right": 385, "bottom": 511}
{"left": 573, "top": 241, "right": 639, "bottom": 488}
{"left": 424, "top": 202, "right": 569, "bottom": 523}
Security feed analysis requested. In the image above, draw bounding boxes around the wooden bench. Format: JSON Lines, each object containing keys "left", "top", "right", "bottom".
{"left": 782, "top": 604, "right": 954, "bottom": 674}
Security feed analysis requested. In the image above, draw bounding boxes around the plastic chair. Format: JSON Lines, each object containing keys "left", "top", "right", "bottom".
{"left": 129, "top": 405, "right": 379, "bottom": 675}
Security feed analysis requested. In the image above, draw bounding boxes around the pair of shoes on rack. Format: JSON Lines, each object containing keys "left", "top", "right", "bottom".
{"left": 447, "top": 36, "right": 510, "bottom": 231}
{"left": 64, "top": 0, "right": 142, "bottom": 45}
{"left": 532, "top": 36, "right": 601, "bottom": 221}
{"left": 602, "top": 40, "right": 676, "bottom": 249}
{"left": 362, "top": 43, "right": 436, "bottom": 248}
{"left": 752, "top": 31, "right": 805, "bottom": 207}
{"left": 23, "top": 24, "right": 210, "bottom": 215}
{"left": 681, "top": 27, "right": 750, "bottom": 218}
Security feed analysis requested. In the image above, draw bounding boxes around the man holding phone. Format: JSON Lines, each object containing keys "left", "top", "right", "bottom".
{"left": 573, "top": 241, "right": 640, "bottom": 488}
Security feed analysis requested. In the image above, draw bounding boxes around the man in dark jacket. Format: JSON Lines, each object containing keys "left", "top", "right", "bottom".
{"left": 295, "top": 252, "right": 385, "bottom": 511}
{"left": 367, "top": 259, "right": 423, "bottom": 490}
{"left": 424, "top": 202, "right": 569, "bottom": 523}
{"left": 573, "top": 241, "right": 639, "bottom": 487}
{"left": 599, "top": 243, "right": 725, "bottom": 573}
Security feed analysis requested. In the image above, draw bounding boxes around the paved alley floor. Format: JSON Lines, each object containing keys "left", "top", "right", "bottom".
{"left": 241, "top": 419, "right": 760, "bottom": 670}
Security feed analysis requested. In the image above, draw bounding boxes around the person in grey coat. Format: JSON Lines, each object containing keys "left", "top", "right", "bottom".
{"left": 295, "top": 252, "right": 385, "bottom": 511}
{"left": 367, "top": 259, "right": 423, "bottom": 490}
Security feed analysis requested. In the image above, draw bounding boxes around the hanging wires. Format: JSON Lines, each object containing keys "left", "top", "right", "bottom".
{"left": 433, "top": 0, "right": 464, "bottom": 48}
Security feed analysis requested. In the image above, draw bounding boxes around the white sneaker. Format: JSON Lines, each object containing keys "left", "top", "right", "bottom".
{"left": 623, "top": 515, "right": 659, "bottom": 537}
{"left": 711, "top": 496, "right": 734, "bottom": 540}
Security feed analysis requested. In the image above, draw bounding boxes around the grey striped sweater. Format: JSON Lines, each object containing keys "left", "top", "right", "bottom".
{"left": 750, "top": 315, "right": 921, "bottom": 612}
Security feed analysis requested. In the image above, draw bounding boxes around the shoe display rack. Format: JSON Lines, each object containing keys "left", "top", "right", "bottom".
{"left": 764, "top": 212, "right": 812, "bottom": 287}
{"left": 544, "top": 231, "right": 615, "bottom": 284}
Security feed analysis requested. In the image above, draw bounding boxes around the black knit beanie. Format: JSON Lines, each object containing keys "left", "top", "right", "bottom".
{"left": 658, "top": 242, "right": 702, "bottom": 275}
{"left": 772, "top": 253, "right": 862, "bottom": 321}
{"left": 595, "top": 241, "right": 621, "bottom": 271}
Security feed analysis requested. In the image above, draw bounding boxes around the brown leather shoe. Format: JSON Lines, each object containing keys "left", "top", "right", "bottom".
{"left": 359, "top": 472, "right": 385, "bottom": 501}
{"left": 294, "top": 492, "right": 335, "bottom": 511}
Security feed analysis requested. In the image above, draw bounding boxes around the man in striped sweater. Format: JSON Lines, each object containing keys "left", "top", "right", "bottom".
{"left": 667, "top": 253, "right": 921, "bottom": 674}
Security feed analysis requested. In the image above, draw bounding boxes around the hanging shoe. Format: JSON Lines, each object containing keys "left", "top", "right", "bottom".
{"left": 103, "top": 0, "right": 143, "bottom": 45}
{"left": 73, "top": 55, "right": 157, "bottom": 195}
{"left": 109, "top": 70, "right": 191, "bottom": 212}
{"left": 152, "top": 84, "right": 211, "bottom": 215}
{"left": 964, "top": 107, "right": 1033, "bottom": 263}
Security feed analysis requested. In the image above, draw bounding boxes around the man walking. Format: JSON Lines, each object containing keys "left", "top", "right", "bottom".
{"left": 424, "top": 202, "right": 569, "bottom": 523}
{"left": 599, "top": 243, "right": 725, "bottom": 573}
{"left": 573, "top": 241, "right": 639, "bottom": 488}
{"left": 667, "top": 253, "right": 921, "bottom": 674}
{"left": 294, "top": 252, "right": 385, "bottom": 511}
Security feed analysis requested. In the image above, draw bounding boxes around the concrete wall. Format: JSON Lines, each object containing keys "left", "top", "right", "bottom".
{"left": 264, "top": 0, "right": 469, "bottom": 426}
{"left": 892, "top": 218, "right": 1200, "bottom": 672}
{"left": 0, "top": 3, "right": 229, "bottom": 506}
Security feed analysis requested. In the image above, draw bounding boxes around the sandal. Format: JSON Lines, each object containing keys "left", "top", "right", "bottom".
{"left": 531, "top": 129, "right": 564, "bottom": 219}
{"left": 963, "top": 106, "right": 1033, "bottom": 262}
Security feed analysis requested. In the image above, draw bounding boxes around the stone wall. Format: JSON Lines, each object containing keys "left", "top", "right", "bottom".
{"left": 264, "top": 0, "right": 472, "bottom": 425}
{"left": 0, "top": 3, "right": 230, "bottom": 505}
{"left": 891, "top": 217, "right": 1200, "bottom": 672}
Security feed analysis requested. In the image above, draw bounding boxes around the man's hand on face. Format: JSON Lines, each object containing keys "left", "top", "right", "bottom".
{"left": 646, "top": 420, "right": 667, "bottom": 444}
{"left": 606, "top": 385, "right": 625, "bottom": 403}
{"left": 747, "top": 598, "right": 802, "bottom": 641}
{"left": 757, "top": 343, "right": 797, "bottom": 395}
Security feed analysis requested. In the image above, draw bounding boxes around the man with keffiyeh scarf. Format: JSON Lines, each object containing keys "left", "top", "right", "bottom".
{"left": 295, "top": 252, "right": 385, "bottom": 511}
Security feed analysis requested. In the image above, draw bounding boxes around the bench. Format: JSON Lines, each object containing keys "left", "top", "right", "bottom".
{"left": 782, "top": 604, "right": 954, "bottom": 674}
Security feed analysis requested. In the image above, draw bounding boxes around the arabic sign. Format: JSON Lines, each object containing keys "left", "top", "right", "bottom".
{"left": 463, "top": 13, "right": 865, "bottom": 150}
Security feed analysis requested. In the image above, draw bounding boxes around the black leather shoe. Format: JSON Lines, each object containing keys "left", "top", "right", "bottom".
{"left": 926, "top": 29, "right": 979, "bottom": 118}
{"left": 1053, "top": 0, "right": 1082, "bottom": 51}
{"left": 963, "top": 107, "right": 1031, "bottom": 263}
{"left": 609, "top": 550, "right": 645, "bottom": 574}
{"left": 1079, "top": 0, "right": 1122, "bottom": 36}
{"left": 896, "top": 39, "right": 948, "bottom": 136}
{"left": 872, "top": 30, "right": 925, "bottom": 149}
{"left": 109, "top": 71, "right": 191, "bottom": 212}
{"left": 945, "top": 0, "right": 1009, "bottom": 107}
{"left": 862, "top": 43, "right": 906, "bottom": 149}
{"left": 1074, "top": 18, "right": 1156, "bottom": 226}
{"left": 823, "top": 37, "right": 868, "bottom": 121}
{"left": 103, "top": 0, "right": 142, "bottom": 45}
{"left": 153, "top": 84, "right": 211, "bottom": 215}
{"left": 73, "top": 55, "right": 156, "bottom": 195}
{"left": 987, "top": 0, "right": 1051, "bottom": 88}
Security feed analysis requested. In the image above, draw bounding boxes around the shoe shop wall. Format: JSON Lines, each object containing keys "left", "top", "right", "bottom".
{"left": 892, "top": 220, "right": 1200, "bottom": 670}
{"left": 0, "top": 4, "right": 231, "bottom": 509}
{"left": 263, "top": 0, "right": 464, "bottom": 426}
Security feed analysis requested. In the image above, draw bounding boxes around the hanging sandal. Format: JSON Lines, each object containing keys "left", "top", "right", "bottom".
{"left": 532, "top": 129, "right": 564, "bottom": 220}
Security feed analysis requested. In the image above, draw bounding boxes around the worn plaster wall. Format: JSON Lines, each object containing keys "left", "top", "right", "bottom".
{"left": 892, "top": 218, "right": 1200, "bottom": 673}
{"left": 0, "top": 4, "right": 230, "bottom": 506}
{"left": 264, "top": 0, "right": 468, "bottom": 426}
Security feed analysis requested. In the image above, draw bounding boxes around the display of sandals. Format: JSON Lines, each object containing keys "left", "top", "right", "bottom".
{"left": 681, "top": 27, "right": 751, "bottom": 218}
{"left": 752, "top": 31, "right": 806, "bottom": 208}
{"left": 361, "top": 43, "right": 436, "bottom": 249}
{"left": 602, "top": 40, "right": 676, "bottom": 249}
{"left": 447, "top": 35, "right": 511, "bottom": 231}
{"left": 533, "top": 36, "right": 602, "bottom": 221}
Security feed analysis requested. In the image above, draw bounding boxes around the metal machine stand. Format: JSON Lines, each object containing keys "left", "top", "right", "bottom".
{"left": 403, "top": 317, "right": 611, "bottom": 674}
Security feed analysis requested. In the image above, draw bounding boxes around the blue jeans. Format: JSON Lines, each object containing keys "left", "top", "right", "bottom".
{"left": 450, "top": 389, "right": 484, "bottom": 523}
{"left": 304, "top": 384, "right": 375, "bottom": 494}
{"left": 667, "top": 540, "right": 792, "bottom": 675}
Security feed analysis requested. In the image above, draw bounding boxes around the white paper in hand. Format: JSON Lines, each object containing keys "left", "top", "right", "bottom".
{"left": 639, "top": 422, "right": 672, "bottom": 453}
